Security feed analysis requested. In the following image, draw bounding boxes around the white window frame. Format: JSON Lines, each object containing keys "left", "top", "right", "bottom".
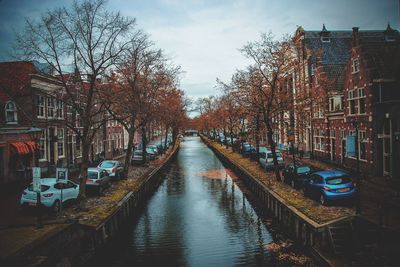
{"left": 351, "top": 58, "right": 360, "bottom": 73}
{"left": 5, "top": 101, "right": 18, "bottom": 124}
{"left": 348, "top": 88, "right": 366, "bottom": 115}
{"left": 56, "top": 99, "right": 64, "bottom": 119}
{"left": 36, "top": 95, "right": 45, "bottom": 118}
{"left": 57, "top": 128, "right": 65, "bottom": 157}
{"left": 329, "top": 96, "right": 343, "bottom": 112}
{"left": 47, "top": 96, "right": 55, "bottom": 118}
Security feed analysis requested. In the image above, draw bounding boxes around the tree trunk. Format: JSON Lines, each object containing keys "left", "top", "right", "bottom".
{"left": 266, "top": 119, "right": 281, "bottom": 181}
{"left": 123, "top": 129, "right": 135, "bottom": 177}
{"left": 141, "top": 125, "right": 147, "bottom": 164}
{"left": 255, "top": 112, "right": 260, "bottom": 160}
{"left": 164, "top": 125, "right": 169, "bottom": 153}
{"left": 77, "top": 138, "right": 91, "bottom": 209}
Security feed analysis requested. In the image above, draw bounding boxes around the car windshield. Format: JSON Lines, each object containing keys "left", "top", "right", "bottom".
{"left": 267, "top": 152, "right": 282, "bottom": 158}
{"left": 326, "top": 176, "right": 351, "bottom": 185}
{"left": 100, "top": 161, "right": 115, "bottom": 168}
{"left": 88, "top": 171, "right": 98, "bottom": 179}
{"left": 297, "top": 166, "right": 311, "bottom": 174}
{"left": 28, "top": 185, "right": 50, "bottom": 192}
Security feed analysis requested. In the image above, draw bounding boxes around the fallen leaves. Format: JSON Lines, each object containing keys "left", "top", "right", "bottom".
{"left": 207, "top": 139, "right": 355, "bottom": 224}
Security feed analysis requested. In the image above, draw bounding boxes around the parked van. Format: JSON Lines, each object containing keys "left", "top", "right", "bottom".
{"left": 259, "top": 149, "right": 285, "bottom": 170}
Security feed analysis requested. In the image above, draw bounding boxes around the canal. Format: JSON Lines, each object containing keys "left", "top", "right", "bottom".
{"left": 90, "top": 136, "right": 312, "bottom": 266}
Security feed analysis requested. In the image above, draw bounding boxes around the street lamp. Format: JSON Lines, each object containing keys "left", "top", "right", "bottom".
{"left": 352, "top": 120, "right": 361, "bottom": 214}
{"left": 28, "top": 126, "right": 44, "bottom": 228}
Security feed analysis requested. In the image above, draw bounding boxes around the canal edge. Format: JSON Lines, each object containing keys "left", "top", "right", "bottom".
{"left": 200, "top": 135, "right": 354, "bottom": 267}
{"left": 1, "top": 140, "right": 181, "bottom": 267}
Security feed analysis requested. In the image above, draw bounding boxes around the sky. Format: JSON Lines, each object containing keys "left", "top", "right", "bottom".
{"left": 0, "top": 0, "right": 398, "bottom": 102}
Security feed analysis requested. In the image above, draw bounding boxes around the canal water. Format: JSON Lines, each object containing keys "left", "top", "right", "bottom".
{"left": 91, "top": 136, "right": 311, "bottom": 266}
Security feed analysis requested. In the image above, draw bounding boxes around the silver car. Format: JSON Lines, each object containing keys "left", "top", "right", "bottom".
{"left": 86, "top": 168, "right": 111, "bottom": 194}
{"left": 98, "top": 160, "right": 125, "bottom": 180}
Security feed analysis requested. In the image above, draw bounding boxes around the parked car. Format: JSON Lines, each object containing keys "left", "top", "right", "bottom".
{"left": 98, "top": 160, "right": 125, "bottom": 180}
{"left": 86, "top": 168, "right": 112, "bottom": 194}
{"left": 282, "top": 163, "right": 313, "bottom": 189}
{"left": 131, "top": 150, "right": 147, "bottom": 165}
{"left": 20, "top": 178, "right": 79, "bottom": 213}
{"left": 146, "top": 147, "right": 157, "bottom": 160}
{"left": 241, "top": 143, "right": 256, "bottom": 157}
{"left": 303, "top": 170, "right": 357, "bottom": 205}
{"left": 259, "top": 150, "right": 285, "bottom": 170}
{"left": 147, "top": 145, "right": 159, "bottom": 155}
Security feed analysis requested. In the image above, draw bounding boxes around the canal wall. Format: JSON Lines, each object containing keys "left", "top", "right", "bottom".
{"left": 3, "top": 141, "right": 180, "bottom": 267}
{"left": 201, "top": 136, "right": 353, "bottom": 266}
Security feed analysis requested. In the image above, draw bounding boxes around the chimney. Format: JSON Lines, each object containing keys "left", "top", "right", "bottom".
{"left": 352, "top": 27, "right": 359, "bottom": 47}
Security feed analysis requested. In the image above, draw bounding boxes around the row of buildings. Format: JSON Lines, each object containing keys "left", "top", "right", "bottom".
{"left": 273, "top": 24, "right": 399, "bottom": 179}
{"left": 0, "top": 61, "right": 145, "bottom": 186}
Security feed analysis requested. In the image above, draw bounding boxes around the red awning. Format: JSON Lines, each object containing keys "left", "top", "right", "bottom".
{"left": 11, "top": 142, "right": 31, "bottom": 156}
{"left": 25, "top": 141, "right": 37, "bottom": 152}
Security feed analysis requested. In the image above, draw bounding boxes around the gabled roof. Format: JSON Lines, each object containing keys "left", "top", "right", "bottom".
{"left": 303, "top": 29, "right": 352, "bottom": 65}
{"left": 358, "top": 28, "right": 400, "bottom": 80}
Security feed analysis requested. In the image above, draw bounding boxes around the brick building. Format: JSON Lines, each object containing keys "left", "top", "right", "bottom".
{"left": 284, "top": 25, "right": 400, "bottom": 179}
{"left": 0, "top": 61, "right": 66, "bottom": 186}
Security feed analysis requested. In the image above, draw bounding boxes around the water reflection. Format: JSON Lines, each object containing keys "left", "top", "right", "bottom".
{"left": 93, "top": 137, "right": 310, "bottom": 266}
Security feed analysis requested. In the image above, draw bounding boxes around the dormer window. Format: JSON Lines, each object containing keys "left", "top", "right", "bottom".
{"left": 5, "top": 101, "right": 18, "bottom": 123}
{"left": 385, "top": 35, "right": 395, "bottom": 42}
{"left": 321, "top": 36, "right": 330, "bottom": 43}
{"left": 351, "top": 58, "right": 360, "bottom": 73}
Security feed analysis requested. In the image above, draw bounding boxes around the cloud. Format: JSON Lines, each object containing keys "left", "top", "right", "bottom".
{"left": 0, "top": 0, "right": 398, "bottom": 100}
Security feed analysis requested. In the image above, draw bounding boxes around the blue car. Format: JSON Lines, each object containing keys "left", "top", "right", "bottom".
{"left": 303, "top": 170, "right": 356, "bottom": 205}
{"left": 241, "top": 143, "right": 256, "bottom": 157}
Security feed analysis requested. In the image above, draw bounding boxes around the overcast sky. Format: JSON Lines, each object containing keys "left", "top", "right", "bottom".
{"left": 0, "top": 0, "right": 398, "bottom": 101}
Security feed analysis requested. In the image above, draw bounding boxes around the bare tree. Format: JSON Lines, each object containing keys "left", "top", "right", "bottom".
{"left": 15, "top": 0, "right": 135, "bottom": 203}
{"left": 240, "top": 33, "right": 293, "bottom": 181}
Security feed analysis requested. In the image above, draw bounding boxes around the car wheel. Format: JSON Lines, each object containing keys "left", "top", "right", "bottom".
{"left": 319, "top": 194, "right": 328, "bottom": 206}
{"left": 52, "top": 200, "right": 61, "bottom": 213}
{"left": 291, "top": 180, "right": 295, "bottom": 189}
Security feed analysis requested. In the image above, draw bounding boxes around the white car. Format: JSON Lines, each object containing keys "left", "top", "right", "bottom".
{"left": 259, "top": 150, "right": 285, "bottom": 170}
{"left": 20, "top": 178, "right": 79, "bottom": 213}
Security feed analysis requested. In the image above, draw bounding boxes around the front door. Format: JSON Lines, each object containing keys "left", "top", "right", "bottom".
{"left": 382, "top": 120, "right": 392, "bottom": 176}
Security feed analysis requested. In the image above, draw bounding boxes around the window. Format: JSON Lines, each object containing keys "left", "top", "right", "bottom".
{"left": 39, "top": 131, "right": 46, "bottom": 160}
{"left": 321, "top": 36, "right": 330, "bottom": 43}
{"left": 385, "top": 35, "right": 395, "bottom": 42}
{"left": 36, "top": 95, "right": 45, "bottom": 118}
{"left": 352, "top": 58, "right": 360, "bottom": 73}
{"left": 5, "top": 101, "right": 17, "bottom": 123}
{"left": 57, "top": 128, "right": 64, "bottom": 157}
{"left": 56, "top": 99, "right": 63, "bottom": 119}
{"left": 47, "top": 97, "right": 55, "bottom": 118}
{"left": 314, "top": 129, "right": 324, "bottom": 151}
{"left": 329, "top": 96, "right": 343, "bottom": 112}
{"left": 348, "top": 88, "right": 366, "bottom": 115}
